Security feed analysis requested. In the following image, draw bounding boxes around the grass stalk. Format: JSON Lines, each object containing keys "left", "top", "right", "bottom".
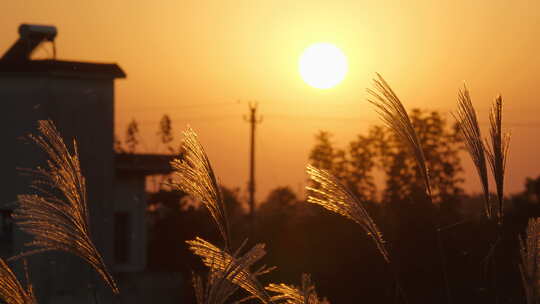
{"left": 367, "top": 73, "right": 432, "bottom": 201}
{"left": 170, "top": 127, "right": 232, "bottom": 251}
{"left": 485, "top": 96, "right": 510, "bottom": 226}
{"left": 11, "top": 120, "right": 118, "bottom": 294}
{"left": 0, "top": 258, "right": 36, "bottom": 304}
{"left": 454, "top": 85, "right": 492, "bottom": 219}
{"left": 306, "top": 164, "right": 408, "bottom": 303}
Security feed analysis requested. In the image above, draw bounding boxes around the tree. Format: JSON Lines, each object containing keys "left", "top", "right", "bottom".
{"left": 308, "top": 109, "right": 465, "bottom": 206}
{"left": 308, "top": 131, "right": 377, "bottom": 202}
{"left": 346, "top": 129, "right": 379, "bottom": 202}
{"left": 309, "top": 131, "right": 340, "bottom": 172}
{"left": 125, "top": 118, "right": 140, "bottom": 153}
{"left": 113, "top": 134, "right": 124, "bottom": 153}
{"left": 374, "top": 109, "right": 464, "bottom": 205}
{"left": 307, "top": 109, "right": 465, "bottom": 231}
{"left": 157, "top": 114, "right": 175, "bottom": 153}
{"left": 258, "top": 186, "right": 297, "bottom": 217}
{"left": 524, "top": 176, "right": 540, "bottom": 203}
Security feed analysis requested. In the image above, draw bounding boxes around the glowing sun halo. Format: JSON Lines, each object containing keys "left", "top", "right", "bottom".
{"left": 299, "top": 43, "right": 348, "bottom": 89}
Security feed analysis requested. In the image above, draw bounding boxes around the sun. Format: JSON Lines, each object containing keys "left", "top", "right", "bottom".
{"left": 299, "top": 43, "right": 348, "bottom": 89}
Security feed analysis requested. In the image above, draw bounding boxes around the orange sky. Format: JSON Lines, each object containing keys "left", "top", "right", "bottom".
{"left": 2, "top": 1, "right": 540, "bottom": 203}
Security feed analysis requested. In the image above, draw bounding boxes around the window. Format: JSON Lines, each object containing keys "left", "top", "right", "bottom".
{"left": 0, "top": 210, "right": 13, "bottom": 242}
{"left": 114, "top": 212, "right": 130, "bottom": 264}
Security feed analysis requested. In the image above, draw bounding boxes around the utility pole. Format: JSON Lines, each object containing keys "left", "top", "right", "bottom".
{"left": 244, "top": 102, "right": 262, "bottom": 233}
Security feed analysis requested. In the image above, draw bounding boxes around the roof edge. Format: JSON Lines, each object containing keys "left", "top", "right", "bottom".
{"left": 0, "top": 59, "right": 126, "bottom": 79}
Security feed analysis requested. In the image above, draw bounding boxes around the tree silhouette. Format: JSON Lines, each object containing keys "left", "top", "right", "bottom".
{"left": 376, "top": 109, "right": 464, "bottom": 205}
{"left": 157, "top": 114, "right": 175, "bottom": 153}
{"left": 309, "top": 131, "right": 377, "bottom": 202}
{"left": 309, "top": 131, "right": 341, "bottom": 173}
{"left": 309, "top": 109, "right": 463, "bottom": 207}
{"left": 125, "top": 118, "right": 140, "bottom": 153}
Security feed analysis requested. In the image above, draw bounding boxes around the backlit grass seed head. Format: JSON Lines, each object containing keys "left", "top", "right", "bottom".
{"left": 486, "top": 96, "right": 510, "bottom": 226}
{"left": 192, "top": 273, "right": 206, "bottom": 304}
{"left": 454, "top": 85, "right": 492, "bottom": 219}
{"left": 187, "top": 237, "right": 272, "bottom": 303}
{"left": 367, "top": 73, "right": 432, "bottom": 199}
{"left": 266, "top": 274, "right": 330, "bottom": 304}
{"left": 191, "top": 270, "right": 239, "bottom": 304}
{"left": 306, "top": 164, "right": 389, "bottom": 263}
{"left": 519, "top": 218, "right": 540, "bottom": 304}
{"left": 170, "top": 127, "right": 231, "bottom": 249}
{"left": 0, "top": 258, "right": 36, "bottom": 304}
{"left": 12, "top": 120, "right": 118, "bottom": 294}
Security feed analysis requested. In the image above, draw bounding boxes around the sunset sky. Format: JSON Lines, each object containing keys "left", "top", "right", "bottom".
{"left": 2, "top": 0, "right": 540, "bottom": 203}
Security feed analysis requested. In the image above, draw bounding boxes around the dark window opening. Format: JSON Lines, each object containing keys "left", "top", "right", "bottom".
{"left": 0, "top": 210, "right": 13, "bottom": 242}
{"left": 114, "top": 212, "right": 130, "bottom": 264}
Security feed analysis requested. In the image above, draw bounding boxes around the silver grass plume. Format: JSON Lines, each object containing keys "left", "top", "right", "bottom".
{"left": 191, "top": 270, "right": 239, "bottom": 304}
{"left": 193, "top": 273, "right": 205, "bottom": 304}
{"left": 485, "top": 96, "right": 510, "bottom": 226}
{"left": 306, "top": 165, "right": 389, "bottom": 263}
{"left": 170, "top": 127, "right": 231, "bottom": 249}
{"left": 519, "top": 218, "right": 540, "bottom": 304}
{"left": 266, "top": 274, "right": 330, "bottom": 304}
{"left": 367, "top": 73, "right": 432, "bottom": 199}
{"left": 0, "top": 258, "right": 36, "bottom": 304}
{"left": 12, "top": 120, "right": 119, "bottom": 294}
{"left": 187, "top": 237, "right": 273, "bottom": 303}
{"left": 454, "top": 85, "right": 492, "bottom": 219}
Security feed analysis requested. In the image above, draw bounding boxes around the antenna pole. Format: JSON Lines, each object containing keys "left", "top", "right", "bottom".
{"left": 244, "top": 102, "right": 262, "bottom": 234}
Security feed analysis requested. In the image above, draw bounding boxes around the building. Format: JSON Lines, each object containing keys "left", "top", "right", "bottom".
{"left": 0, "top": 24, "right": 180, "bottom": 304}
{"left": 113, "top": 153, "right": 175, "bottom": 273}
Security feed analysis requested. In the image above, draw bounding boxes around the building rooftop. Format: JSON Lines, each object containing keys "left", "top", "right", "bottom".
{"left": 115, "top": 153, "right": 178, "bottom": 176}
{"left": 0, "top": 59, "right": 126, "bottom": 79}
{"left": 0, "top": 24, "right": 126, "bottom": 79}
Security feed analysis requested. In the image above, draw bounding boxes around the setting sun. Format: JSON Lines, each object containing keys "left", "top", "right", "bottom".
{"left": 299, "top": 43, "right": 348, "bottom": 89}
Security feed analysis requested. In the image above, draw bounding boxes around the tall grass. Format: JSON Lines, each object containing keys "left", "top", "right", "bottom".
{"left": 266, "top": 274, "right": 329, "bottom": 304}
{"left": 305, "top": 164, "right": 389, "bottom": 263}
{"left": 6, "top": 120, "right": 118, "bottom": 298}
{"left": 171, "top": 128, "right": 282, "bottom": 304}
{"left": 170, "top": 127, "right": 231, "bottom": 251}
{"left": 0, "top": 258, "right": 36, "bottom": 304}
{"left": 486, "top": 96, "right": 511, "bottom": 226}
{"left": 367, "top": 73, "right": 432, "bottom": 200}
{"left": 187, "top": 237, "right": 272, "bottom": 303}
{"left": 519, "top": 218, "right": 540, "bottom": 304}
{"left": 454, "top": 89, "right": 511, "bottom": 302}
{"left": 454, "top": 85, "right": 492, "bottom": 219}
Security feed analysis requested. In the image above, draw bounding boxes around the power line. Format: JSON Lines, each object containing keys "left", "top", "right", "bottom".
{"left": 116, "top": 101, "right": 243, "bottom": 112}
{"left": 117, "top": 111, "right": 540, "bottom": 129}
{"left": 121, "top": 114, "right": 239, "bottom": 125}
{"left": 265, "top": 114, "right": 375, "bottom": 122}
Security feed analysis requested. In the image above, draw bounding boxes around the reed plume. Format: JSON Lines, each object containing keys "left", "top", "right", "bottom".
{"left": 266, "top": 273, "right": 330, "bottom": 304}
{"left": 367, "top": 73, "right": 432, "bottom": 199}
{"left": 187, "top": 237, "right": 273, "bottom": 303}
{"left": 12, "top": 120, "right": 118, "bottom": 294}
{"left": 191, "top": 270, "right": 239, "bottom": 304}
{"left": 170, "top": 127, "right": 231, "bottom": 250}
{"left": 454, "top": 85, "right": 492, "bottom": 219}
{"left": 306, "top": 164, "right": 389, "bottom": 263}
{"left": 485, "top": 96, "right": 510, "bottom": 225}
{"left": 193, "top": 273, "right": 205, "bottom": 304}
{"left": 519, "top": 218, "right": 540, "bottom": 304}
{"left": 0, "top": 258, "right": 36, "bottom": 304}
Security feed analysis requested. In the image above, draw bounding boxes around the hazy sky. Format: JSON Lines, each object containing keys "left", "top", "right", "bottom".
{"left": 2, "top": 0, "right": 540, "bottom": 203}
